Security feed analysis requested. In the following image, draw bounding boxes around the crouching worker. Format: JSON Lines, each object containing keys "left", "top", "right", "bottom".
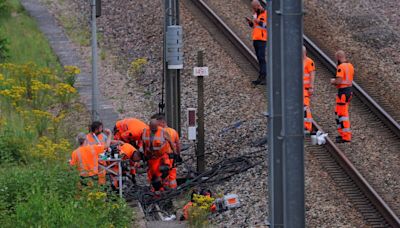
{"left": 155, "top": 114, "right": 182, "bottom": 189}
{"left": 142, "top": 117, "right": 176, "bottom": 192}
{"left": 108, "top": 143, "right": 140, "bottom": 190}
{"left": 70, "top": 130, "right": 111, "bottom": 186}
{"left": 113, "top": 118, "right": 148, "bottom": 149}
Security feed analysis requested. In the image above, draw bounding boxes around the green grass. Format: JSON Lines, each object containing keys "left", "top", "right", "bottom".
{"left": 0, "top": 0, "right": 61, "bottom": 69}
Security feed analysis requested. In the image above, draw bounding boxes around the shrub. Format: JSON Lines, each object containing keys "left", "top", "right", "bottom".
{"left": 187, "top": 194, "right": 215, "bottom": 227}
{"left": 0, "top": 162, "right": 132, "bottom": 227}
{"left": 127, "top": 57, "right": 147, "bottom": 80}
{"left": 0, "top": 134, "right": 25, "bottom": 164}
{"left": 63, "top": 65, "right": 80, "bottom": 86}
{"left": 0, "top": 34, "right": 9, "bottom": 62}
{"left": 0, "top": 0, "right": 11, "bottom": 18}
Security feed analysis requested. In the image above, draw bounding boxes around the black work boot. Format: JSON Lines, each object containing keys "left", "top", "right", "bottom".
{"left": 252, "top": 75, "right": 266, "bottom": 85}
{"left": 335, "top": 136, "right": 350, "bottom": 143}
{"left": 252, "top": 78, "right": 262, "bottom": 85}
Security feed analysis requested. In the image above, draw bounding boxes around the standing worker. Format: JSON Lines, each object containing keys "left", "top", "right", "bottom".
{"left": 331, "top": 50, "right": 354, "bottom": 143}
{"left": 155, "top": 114, "right": 181, "bottom": 189}
{"left": 246, "top": 0, "right": 267, "bottom": 85}
{"left": 142, "top": 116, "right": 176, "bottom": 192}
{"left": 303, "top": 46, "right": 316, "bottom": 134}
{"left": 70, "top": 130, "right": 112, "bottom": 185}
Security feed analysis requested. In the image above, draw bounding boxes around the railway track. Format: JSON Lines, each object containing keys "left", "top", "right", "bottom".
{"left": 185, "top": 0, "right": 400, "bottom": 226}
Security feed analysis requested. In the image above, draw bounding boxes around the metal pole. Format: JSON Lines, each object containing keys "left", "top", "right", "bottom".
{"left": 164, "top": 0, "right": 181, "bottom": 134}
{"left": 281, "top": 0, "right": 304, "bottom": 226}
{"left": 91, "top": 0, "right": 99, "bottom": 121}
{"left": 196, "top": 51, "right": 205, "bottom": 173}
{"left": 176, "top": 0, "right": 181, "bottom": 135}
{"left": 267, "top": 0, "right": 284, "bottom": 226}
{"left": 118, "top": 160, "right": 123, "bottom": 198}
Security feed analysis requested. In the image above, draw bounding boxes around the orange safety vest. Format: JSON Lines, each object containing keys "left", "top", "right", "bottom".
{"left": 336, "top": 63, "right": 354, "bottom": 89}
{"left": 70, "top": 145, "right": 104, "bottom": 177}
{"left": 142, "top": 127, "right": 171, "bottom": 158}
{"left": 165, "top": 127, "right": 179, "bottom": 153}
{"left": 303, "top": 57, "right": 315, "bottom": 90}
{"left": 252, "top": 10, "right": 267, "bottom": 41}
{"left": 86, "top": 133, "right": 107, "bottom": 146}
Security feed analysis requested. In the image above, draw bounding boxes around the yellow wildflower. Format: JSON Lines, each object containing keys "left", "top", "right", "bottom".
{"left": 64, "top": 65, "right": 81, "bottom": 75}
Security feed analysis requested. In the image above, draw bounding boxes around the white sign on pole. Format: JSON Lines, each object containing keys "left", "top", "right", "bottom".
{"left": 193, "top": 67, "right": 209, "bottom": 77}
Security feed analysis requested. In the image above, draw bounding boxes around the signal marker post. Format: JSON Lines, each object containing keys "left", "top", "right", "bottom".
{"left": 194, "top": 51, "right": 208, "bottom": 173}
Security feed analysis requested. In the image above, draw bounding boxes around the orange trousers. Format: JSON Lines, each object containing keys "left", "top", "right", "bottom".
{"left": 335, "top": 90, "right": 352, "bottom": 141}
{"left": 167, "top": 156, "right": 177, "bottom": 189}
{"left": 304, "top": 91, "right": 313, "bottom": 134}
{"left": 147, "top": 153, "right": 170, "bottom": 191}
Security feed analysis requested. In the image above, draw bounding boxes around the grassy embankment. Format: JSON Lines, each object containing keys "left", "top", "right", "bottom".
{"left": 0, "top": 0, "right": 132, "bottom": 226}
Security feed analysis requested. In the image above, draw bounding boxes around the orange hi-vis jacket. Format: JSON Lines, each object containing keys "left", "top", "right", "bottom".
{"left": 303, "top": 57, "right": 315, "bottom": 90}
{"left": 336, "top": 63, "right": 354, "bottom": 89}
{"left": 70, "top": 145, "right": 105, "bottom": 177}
{"left": 165, "top": 127, "right": 179, "bottom": 154}
{"left": 86, "top": 133, "right": 107, "bottom": 146}
{"left": 115, "top": 118, "right": 148, "bottom": 142}
{"left": 142, "top": 127, "right": 171, "bottom": 158}
{"left": 252, "top": 10, "right": 267, "bottom": 41}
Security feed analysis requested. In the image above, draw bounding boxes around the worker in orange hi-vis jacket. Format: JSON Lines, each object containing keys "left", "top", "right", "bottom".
{"left": 330, "top": 50, "right": 354, "bottom": 143}
{"left": 303, "top": 46, "right": 316, "bottom": 135}
{"left": 246, "top": 0, "right": 268, "bottom": 85}
{"left": 155, "top": 114, "right": 181, "bottom": 189}
{"left": 70, "top": 130, "right": 111, "bottom": 186}
{"left": 113, "top": 118, "right": 148, "bottom": 149}
{"left": 141, "top": 117, "right": 176, "bottom": 192}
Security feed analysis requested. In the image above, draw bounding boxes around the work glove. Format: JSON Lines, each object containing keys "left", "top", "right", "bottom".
{"left": 174, "top": 154, "right": 183, "bottom": 165}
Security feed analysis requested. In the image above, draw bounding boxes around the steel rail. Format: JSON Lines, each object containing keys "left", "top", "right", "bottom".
{"left": 190, "top": 0, "right": 400, "bottom": 226}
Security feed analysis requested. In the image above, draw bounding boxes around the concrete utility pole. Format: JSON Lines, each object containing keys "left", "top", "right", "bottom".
{"left": 267, "top": 0, "right": 284, "bottom": 226}
{"left": 281, "top": 0, "right": 305, "bottom": 226}
{"left": 164, "top": 0, "right": 183, "bottom": 134}
{"left": 267, "top": 0, "right": 304, "bottom": 227}
{"left": 90, "top": 0, "right": 99, "bottom": 121}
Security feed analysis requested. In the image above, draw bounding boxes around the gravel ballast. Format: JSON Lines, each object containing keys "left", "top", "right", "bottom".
{"left": 41, "top": 0, "right": 375, "bottom": 226}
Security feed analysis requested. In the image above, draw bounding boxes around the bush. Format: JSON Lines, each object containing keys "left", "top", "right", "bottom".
{"left": 0, "top": 162, "right": 132, "bottom": 227}
{"left": 187, "top": 194, "right": 215, "bottom": 227}
{"left": 0, "top": 34, "right": 9, "bottom": 62}
{"left": 0, "top": 0, "right": 11, "bottom": 18}
{"left": 0, "top": 134, "right": 25, "bottom": 164}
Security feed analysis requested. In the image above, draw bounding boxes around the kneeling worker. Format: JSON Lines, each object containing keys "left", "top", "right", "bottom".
{"left": 70, "top": 129, "right": 112, "bottom": 185}
{"left": 142, "top": 116, "right": 176, "bottom": 192}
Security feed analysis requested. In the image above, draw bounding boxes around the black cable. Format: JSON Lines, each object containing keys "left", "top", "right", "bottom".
{"left": 159, "top": 60, "right": 166, "bottom": 114}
